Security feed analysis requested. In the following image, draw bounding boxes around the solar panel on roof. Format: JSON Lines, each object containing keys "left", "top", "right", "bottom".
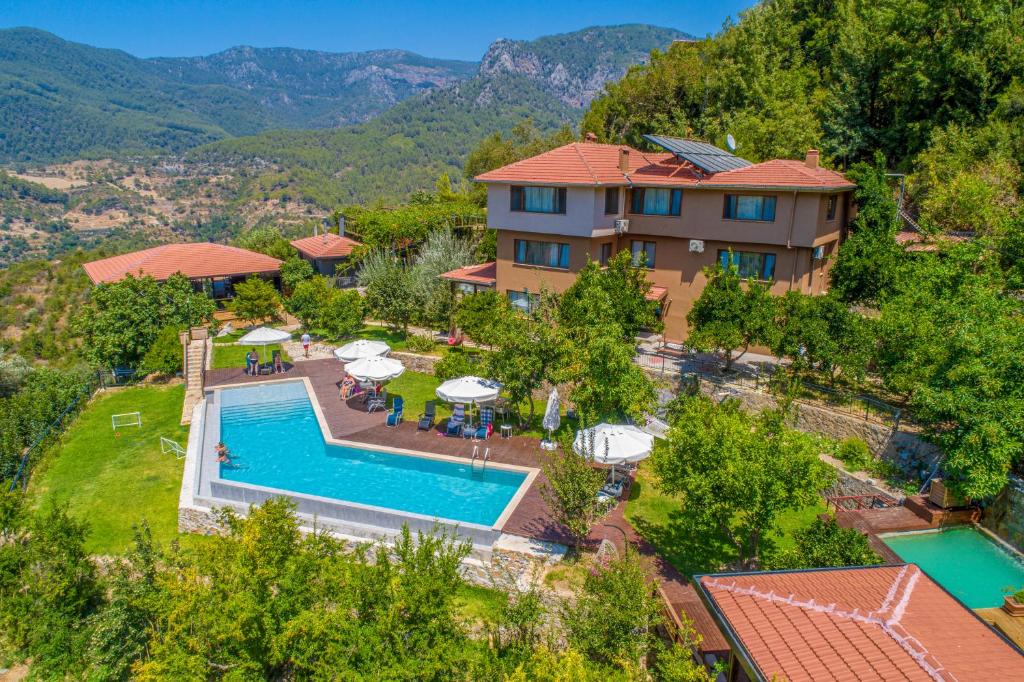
{"left": 643, "top": 134, "right": 752, "bottom": 174}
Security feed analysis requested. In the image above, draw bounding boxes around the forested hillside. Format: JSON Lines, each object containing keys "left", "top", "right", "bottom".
{"left": 191, "top": 25, "right": 686, "bottom": 205}
{"left": 0, "top": 28, "right": 475, "bottom": 162}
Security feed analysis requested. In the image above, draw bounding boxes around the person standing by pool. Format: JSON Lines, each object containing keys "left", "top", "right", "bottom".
{"left": 301, "top": 332, "right": 311, "bottom": 358}
{"left": 246, "top": 348, "right": 259, "bottom": 375}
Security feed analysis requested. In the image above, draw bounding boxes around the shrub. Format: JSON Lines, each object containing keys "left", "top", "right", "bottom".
{"left": 280, "top": 257, "right": 315, "bottom": 295}
{"left": 836, "top": 437, "right": 872, "bottom": 471}
{"left": 140, "top": 327, "right": 183, "bottom": 376}
{"left": 320, "top": 289, "right": 364, "bottom": 340}
{"left": 433, "top": 348, "right": 475, "bottom": 381}
{"left": 406, "top": 333, "right": 436, "bottom": 353}
{"left": 767, "top": 517, "right": 882, "bottom": 570}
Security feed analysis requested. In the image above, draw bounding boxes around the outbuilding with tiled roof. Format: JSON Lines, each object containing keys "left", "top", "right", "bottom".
{"left": 290, "top": 232, "right": 362, "bottom": 279}
{"left": 83, "top": 243, "right": 283, "bottom": 285}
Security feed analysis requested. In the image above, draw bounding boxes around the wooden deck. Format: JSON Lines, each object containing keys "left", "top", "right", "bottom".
{"left": 977, "top": 607, "right": 1024, "bottom": 650}
{"left": 204, "top": 358, "right": 728, "bottom": 654}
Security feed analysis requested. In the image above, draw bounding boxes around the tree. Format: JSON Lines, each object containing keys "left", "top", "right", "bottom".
{"left": 279, "top": 256, "right": 315, "bottom": 295}
{"left": 829, "top": 159, "right": 906, "bottom": 305}
{"left": 559, "top": 251, "right": 660, "bottom": 340}
{"left": 140, "top": 326, "right": 183, "bottom": 376}
{"left": 774, "top": 292, "right": 874, "bottom": 384}
{"left": 319, "top": 289, "right": 364, "bottom": 339}
{"left": 653, "top": 396, "right": 834, "bottom": 569}
{"left": 540, "top": 441, "right": 606, "bottom": 548}
{"left": 285, "top": 275, "right": 332, "bottom": 331}
{"left": 230, "top": 276, "right": 282, "bottom": 326}
{"left": 562, "top": 549, "right": 711, "bottom": 680}
{"left": 686, "top": 259, "right": 778, "bottom": 371}
{"left": 767, "top": 517, "right": 882, "bottom": 570}
{"left": 162, "top": 273, "right": 216, "bottom": 330}
{"left": 409, "top": 229, "right": 475, "bottom": 329}
{"left": 454, "top": 291, "right": 514, "bottom": 346}
{"left": 360, "top": 250, "right": 418, "bottom": 334}
{"left": 234, "top": 226, "right": 294, "bottom": 260}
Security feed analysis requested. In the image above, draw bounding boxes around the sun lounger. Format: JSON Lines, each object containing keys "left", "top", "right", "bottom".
{"left": 446, "top": 403, "right": 466, "bottom": 436}
{"left": 385, "top": 397, "right": 404, "bottom": 427}
{"left": 368, "top": 389, "right": 387, "bottom": 413}
{"left": 472, "top": 406, "right": 494, "bottom": 440}
{"left": 418, "top": 401, "right": 436, "bottom": 430}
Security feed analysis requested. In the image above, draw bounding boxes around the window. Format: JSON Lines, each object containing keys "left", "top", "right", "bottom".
{"left": 826, "top": 195, "right": 837, "bottom": 221}
{"left": 598, "top": 242, "right": 613, "bottom": 266}
{"left": 630, "top": 188, "right": 682, "bottom": 216}
{"left": 631, "top": 240, "right": 657, "bottom": 268}
{"left": 514, "top": 239, "right": 570, "bottom": 269}
{"left": 604, "top": 187, "right": 620, "bottom": 214}
{"left": 718, "top": 249, "right": 776, "bottom": 281}
{"left": 723, "top": 194, "right": 777, "bottom": 221}
{"left": 510, "top": 186, "right": 567, "bottom": 213}
{"left": 507, "top": 290, "right": 540, "bottom": 313}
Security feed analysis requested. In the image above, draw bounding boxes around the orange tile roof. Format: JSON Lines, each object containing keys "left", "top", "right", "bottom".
{"left": 290, "top": 233, "right": 361, "bottom": 259}
{"left": 439, "top": 261, "right": 497, "bottom": 285}
{"left": 82, "top": 243, "right": 283, "bottom": 284}
{"left": 698, "top": 565, "right": 1024, "bottom": 682}
{"left": 475, "top": 142, "right": 854, "bottom": 191}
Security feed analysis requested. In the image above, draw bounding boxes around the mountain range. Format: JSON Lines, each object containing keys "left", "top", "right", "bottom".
{"left": 0, "top": 25, "right": 686, "bottom": 162}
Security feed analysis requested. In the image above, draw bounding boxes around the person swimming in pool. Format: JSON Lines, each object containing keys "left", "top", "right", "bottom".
{"left": 216, "top": 441, "right": 232, "bottom": 463}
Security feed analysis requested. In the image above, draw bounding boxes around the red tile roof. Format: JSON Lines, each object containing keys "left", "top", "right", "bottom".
{"left": 82, "top": 243, "right": 283, "bottom": 284}
{"left": 475, "top": 142, "right": 854, "bottom": 191}
{"left": 698, "top": 565, "right": 1024, "bottom": 682}
{"left": 290, "top": 233, "right": 361, "bottom": 259}
{"left": 439, "top": 261, "right": 497, "bottom": 285}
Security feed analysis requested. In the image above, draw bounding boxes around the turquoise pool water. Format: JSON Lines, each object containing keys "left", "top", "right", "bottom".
{"left": 217, "top": 382, "right": 526, "bottom": 526}
{"left": 881, "top": 526, "right": 1024, "bottom": 608}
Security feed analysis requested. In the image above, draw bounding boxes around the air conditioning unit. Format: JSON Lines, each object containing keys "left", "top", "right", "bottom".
{"left": 812, "top": 246, "right": 825, "bottom": 259}
{"left": 689, "top": 239, "right": 705, "bottom": 253}
{"left": 614, "top": 219, "right": 630, "bottom": 235}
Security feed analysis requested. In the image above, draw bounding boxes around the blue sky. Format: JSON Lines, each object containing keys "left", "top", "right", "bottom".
{"left": 1, "top": 0, "right": 755, "bottom": 60}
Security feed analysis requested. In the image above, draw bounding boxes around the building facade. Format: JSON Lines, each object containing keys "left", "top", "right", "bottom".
{"left": 475, "top": 137, "right": 855, "bottom": 341}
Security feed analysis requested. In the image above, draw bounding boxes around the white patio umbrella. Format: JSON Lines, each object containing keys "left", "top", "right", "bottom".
{"left": 541, "top": 389, "right": 560, "bottom": 450}
{"left": 334, "top": 339, "right": 390, "bottom": 362}
{"left": 343, "top": 355, "right": 405, "bottom": 383}
{"left": 573, "top": 423, "right": 654, "bottom": 483}
{"left": 237, "top": 326, "right": 292, "bottom": 363}
{"left": 435, "top": 376, "right": 502, "bottom": 422}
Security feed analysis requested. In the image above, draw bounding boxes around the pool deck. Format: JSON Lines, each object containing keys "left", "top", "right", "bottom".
{"left": 978, "top": 606, "right": 1024, "bottom": 650}
{"left": 204, "top": 358, "right": 729, "bottom": 654}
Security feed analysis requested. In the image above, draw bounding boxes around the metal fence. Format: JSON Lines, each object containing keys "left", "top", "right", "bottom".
{"left": 6, "top": 369, "right": 145, "bottom": 492}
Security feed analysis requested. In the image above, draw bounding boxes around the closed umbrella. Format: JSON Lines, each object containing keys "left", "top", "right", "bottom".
{"left": 238, "top": 326, "right": 292, "bottom": 363}
{"left": 573, "top": 423, "right": 654, "bottom": 483}
{"left": 541, "top": 389, "right": 560, "bottom": 450}
{"left": 344, "top": 355, "right": 405, "bottom": 383}
{"left": 334, "top": 339, "right": 390, "bottom": 362}
{"left": 436, "top": 376, "right": 501, "bottom": 423}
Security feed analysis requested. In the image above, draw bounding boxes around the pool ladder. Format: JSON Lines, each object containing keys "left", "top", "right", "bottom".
{"left": 471, "top": 446, "right": 490, "bottom": 473}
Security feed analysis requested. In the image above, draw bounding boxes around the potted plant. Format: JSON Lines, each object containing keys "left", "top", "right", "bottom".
{"left": 1003, "top": 587, "right": 1024, "bottom": 617}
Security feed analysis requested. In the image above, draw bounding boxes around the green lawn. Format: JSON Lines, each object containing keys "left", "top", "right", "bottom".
{"left": 454, "top": 584, "right": 506, "bottom": 625}
{"left": 212, "top": 343, "right": 292, "bottom": 369}
{"left": 30, "top": 384, "right": 201, "bottom": 554}
{"left": 624, "top": 462, "right": 826, "bottom": 576}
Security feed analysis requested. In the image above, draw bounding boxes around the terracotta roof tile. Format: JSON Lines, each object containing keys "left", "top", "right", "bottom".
{"left": 439, "top": 261, "right": 497, "bottom": 285}
{"left": 475, "top": 141, "right": 854, "bottom": 191}
{"left": 82, "top": 243, "right": 283, "bottom": 284}
{"left": 698, "top": 565, "right": 1024, "bottom": 682}
{"left": 290, "top": 233, "right": 361, "bottom": 258}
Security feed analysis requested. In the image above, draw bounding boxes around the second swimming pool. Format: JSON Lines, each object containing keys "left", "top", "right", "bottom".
{"left": 881, "top": 526, "right": 1024, "bottom": 608}
{"left": 216, "top": 381, "right": 527, "bottom": 527}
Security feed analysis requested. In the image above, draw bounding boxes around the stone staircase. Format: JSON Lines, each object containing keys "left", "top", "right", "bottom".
{"left": 181, "top": 332, "right": 208, "bottom": 425}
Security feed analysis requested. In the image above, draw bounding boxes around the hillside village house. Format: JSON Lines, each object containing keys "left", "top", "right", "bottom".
{"left": 465, "top": 135, "right": 855, "bottom": 342}
{"left": 82, "top": 242, "right": 283, "bottom": 300}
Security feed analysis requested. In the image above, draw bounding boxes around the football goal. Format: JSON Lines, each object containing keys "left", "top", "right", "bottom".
{"left": 111, "top": 412, "right": 142, "bottom": 430}
{"left": 160, "top": 437, "right": 186, "bottom": 459}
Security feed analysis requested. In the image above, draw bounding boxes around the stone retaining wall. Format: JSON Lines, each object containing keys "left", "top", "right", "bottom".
{"left": 981, "top": 476, "right": 1024, "bottom": 553}
{"left": 391, "top": 351, "right": 439, "bottom": 374}
{"left": 696, "top": 381, "right": 941, "bottom": 478}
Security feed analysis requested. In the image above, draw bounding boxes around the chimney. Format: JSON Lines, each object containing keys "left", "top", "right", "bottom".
{"left": 619, "top": 148, "right": 630, "bottom": 174}
{"left": 338, "top": 215, "right": 346, "bottom": 238}
{"left": 584, "top": 132, "right": 597, "bottom": 143}
{"left": 322, "top": 218, "right": 329, "bottom": 242}
{"left": 805, "top": 149, "right": 820, "bottom": 170}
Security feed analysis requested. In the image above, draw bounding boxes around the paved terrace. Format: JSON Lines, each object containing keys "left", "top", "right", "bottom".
{"left": 204, "top": 357, "right": 728, "bottom": 653}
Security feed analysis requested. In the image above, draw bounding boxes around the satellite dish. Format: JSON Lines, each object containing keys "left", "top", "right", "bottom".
{"left": 726, "top": 134, "right": 737, "bottom": 152}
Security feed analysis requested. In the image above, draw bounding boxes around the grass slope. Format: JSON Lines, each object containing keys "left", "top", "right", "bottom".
{"left": 30, "top": 383, "right": 192, "bottom": 554}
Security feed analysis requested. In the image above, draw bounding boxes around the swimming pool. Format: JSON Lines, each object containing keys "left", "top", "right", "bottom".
{"left": 215, "top": 381, "right": 528, "bottom": 527}
{"left": 881, "top": 526, "right": 1024, "bottom": 608}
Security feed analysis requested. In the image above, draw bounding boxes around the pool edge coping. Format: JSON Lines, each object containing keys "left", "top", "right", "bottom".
{"left": 206, "top": 376, "right": 541, "bottom": 533}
